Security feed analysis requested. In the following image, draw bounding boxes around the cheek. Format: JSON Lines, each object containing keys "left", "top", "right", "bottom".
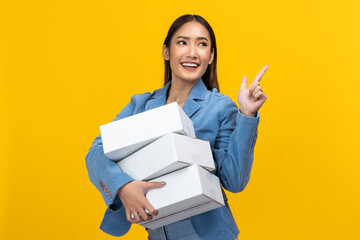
{"left": 200, "top": 49, "right": 211, "bottom": 60}
{"left": 169, "top": 45, "right": 183, "bottom": 57}
{"left": 169, "top": 57, "right": 181, "bottom": 72}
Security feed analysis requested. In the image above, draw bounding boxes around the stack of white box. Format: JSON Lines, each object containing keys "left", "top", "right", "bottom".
{"left": 100, "top": 102, "right": 224, "bottom": 229}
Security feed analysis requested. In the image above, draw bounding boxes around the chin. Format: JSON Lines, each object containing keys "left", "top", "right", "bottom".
{"left": 171, "top": 68, "right": 206, "bottom": 83}
{"left": 180, "top": 73, "right": 203, "bottom": 82}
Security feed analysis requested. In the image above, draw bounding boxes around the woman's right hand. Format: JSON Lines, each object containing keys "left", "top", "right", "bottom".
{"left": 117, "top": 180, "right": 166, "bottom": 223}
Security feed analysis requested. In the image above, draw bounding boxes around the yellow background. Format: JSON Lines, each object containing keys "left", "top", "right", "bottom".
{"left": 1, "top": 0, "right": 359, "bottom": 239}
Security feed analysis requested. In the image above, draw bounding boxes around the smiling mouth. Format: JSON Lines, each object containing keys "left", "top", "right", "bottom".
{"left": 181, "top": 62, "right": 199, "bottom": 68}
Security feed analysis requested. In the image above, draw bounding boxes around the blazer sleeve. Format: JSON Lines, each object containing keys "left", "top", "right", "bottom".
{"left": 213, "top": 98, "right": 260, "bottom": 193}
{"left": 85, "top": 97, "right": 138, "bottom": 210}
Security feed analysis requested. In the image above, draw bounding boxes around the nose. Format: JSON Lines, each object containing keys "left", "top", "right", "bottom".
{"left": 186, "top": 44, "right": 197, "bottom": 59}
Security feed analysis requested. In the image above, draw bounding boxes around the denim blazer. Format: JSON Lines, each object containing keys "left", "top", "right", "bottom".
{"left": 85, "top": 79, "right": 260, "bottom": 239}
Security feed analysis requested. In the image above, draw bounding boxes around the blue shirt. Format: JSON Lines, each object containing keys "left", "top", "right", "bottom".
{"left": 85, "top": 79, "right": 260, "bottom": 239}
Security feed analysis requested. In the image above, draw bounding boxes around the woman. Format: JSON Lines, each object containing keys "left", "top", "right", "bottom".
{"left": 86, "top": 14, "right": 267, "bottom": 239}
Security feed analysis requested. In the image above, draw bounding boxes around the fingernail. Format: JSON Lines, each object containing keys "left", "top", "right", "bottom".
{"left": 160, "top": 182, "right": 166, "bottom": 185}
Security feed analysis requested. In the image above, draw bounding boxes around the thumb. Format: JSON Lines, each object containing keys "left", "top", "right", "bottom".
{"left": 240, "top": 76, "right": 248, "bottom": 89}
{"left": 144, "top": 181, "right": 166, "bottom": 191}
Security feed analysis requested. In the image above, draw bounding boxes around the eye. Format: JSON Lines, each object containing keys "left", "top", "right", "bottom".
{"left": 199, "top": 42, "right": 208, "bottom": 47}
{"left": 177, "top": 40, "right": 186, "bottom": 45}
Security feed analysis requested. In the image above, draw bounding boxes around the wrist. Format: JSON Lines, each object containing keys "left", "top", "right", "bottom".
{"left": 117, "top": 180, "right": 134, "bottom": 196}
{"left": 239, "top": 109, "right": 256, "bottom": 117}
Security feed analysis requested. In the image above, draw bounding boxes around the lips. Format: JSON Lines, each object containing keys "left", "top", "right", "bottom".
{"left": 181, "top": 62, "right": 199, "bottom": 68}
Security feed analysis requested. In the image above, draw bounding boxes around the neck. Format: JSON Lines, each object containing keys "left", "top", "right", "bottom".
{"left": 166, "top": 78, "right": 199, "bottom": 107}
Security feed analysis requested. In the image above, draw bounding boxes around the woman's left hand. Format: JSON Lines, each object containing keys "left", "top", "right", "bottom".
{"left": 238, "top": 65, "right": 268, "bottom": 117}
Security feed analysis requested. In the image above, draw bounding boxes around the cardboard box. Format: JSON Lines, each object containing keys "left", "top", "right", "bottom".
{"left": 139, "top": 164, "right": 225, "bottom": 229}
{"left": 100, "top": 102, "right": 196, "bottom": 161}
{"left": 117, "top": 133, "right": 215, "bottom": 181}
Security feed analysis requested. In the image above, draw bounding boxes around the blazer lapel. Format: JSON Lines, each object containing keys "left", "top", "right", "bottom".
{"left": 182, "top": 99, "right": 200, "bottom": 119}
{"left": 145, "top": 96, "right": 166, "bottom": 111}
{"left": 145, "top": 82, "right": 170, "bottom": 111}
{"left": 182, "top": 79, "right": 207, "bottom": 118}
{"left": 145, "top": 79, "right": 208, "bottom": 118}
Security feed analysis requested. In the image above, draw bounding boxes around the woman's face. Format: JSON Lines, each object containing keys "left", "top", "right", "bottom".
{"left": 163, "top": 21, "right": 214, "bottom": 84}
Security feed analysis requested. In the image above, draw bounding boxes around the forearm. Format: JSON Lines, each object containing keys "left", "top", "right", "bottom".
{"left": 85, "top": 98, "right": 138, "bottom": 208}
{"left": 86, "top": 135, "right": 134, "bottom": 209}
{"left": 215, "top": 112, "right": 259, "bottom": 193}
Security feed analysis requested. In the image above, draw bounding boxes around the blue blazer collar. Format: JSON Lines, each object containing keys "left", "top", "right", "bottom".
{"left": 145, "top": 78, "right": 208, "bottom": 118}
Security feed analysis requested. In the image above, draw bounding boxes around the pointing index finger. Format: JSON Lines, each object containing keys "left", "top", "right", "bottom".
{"left": 254, "top": 65, "right": 268, "bottom": 82}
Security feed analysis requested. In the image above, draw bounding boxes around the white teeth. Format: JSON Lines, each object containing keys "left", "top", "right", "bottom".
{"left": 181, "top": 63, "right": 199, "bottom": 67}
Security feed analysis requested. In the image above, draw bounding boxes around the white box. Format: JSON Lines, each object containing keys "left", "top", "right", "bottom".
{"left": 139, "top": 164, "right": 225, "bottom": 229}
{"left": 100, "top": 102, "right": 196, "bottom": 161}
{"left": 117, "top": 133, "right": 215, "bottom": 181}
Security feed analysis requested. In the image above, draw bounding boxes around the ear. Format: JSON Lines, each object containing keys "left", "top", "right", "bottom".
{"left": 208, "top": 48, "right": 214, "bottom": 65}
{"left": 162, "top": 45, "right": 170, "bottom": 60}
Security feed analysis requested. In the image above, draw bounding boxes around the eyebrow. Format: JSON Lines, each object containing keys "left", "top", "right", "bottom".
{"left": 176, "top": 36, "right": 209, "bottom": 42}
